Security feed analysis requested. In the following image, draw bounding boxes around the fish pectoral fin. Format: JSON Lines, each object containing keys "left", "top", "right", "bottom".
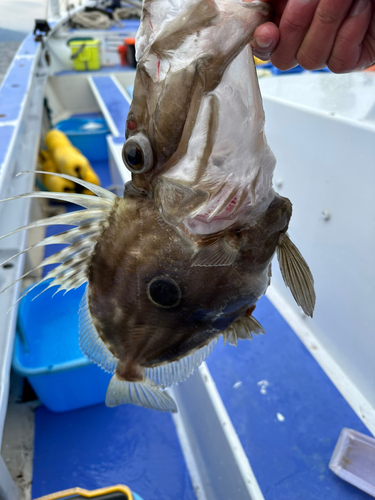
{"left": 105, "top": 375, "right": 178, "bottom": 413}
{"left": 277, "top": 233, "right": 316, "bottom": 317}
{"left": 192, "top": 233, "right": 239, "bottom": 267}
{"left": 155, "top": 178, "right": 209, "bottom": 225}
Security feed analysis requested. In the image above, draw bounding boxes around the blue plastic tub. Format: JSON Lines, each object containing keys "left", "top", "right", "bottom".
{"left": 55, "top": 117, "right": 110, "bottom": 162}
{"left": 13, "top": 281, "right": 111, "bottom": 412}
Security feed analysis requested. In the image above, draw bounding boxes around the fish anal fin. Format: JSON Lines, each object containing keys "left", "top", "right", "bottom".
{"left": 145, "top": 336, "right": 218, "bottom": 387}
{"left": 192, "top": 233, "right": 239, "bottom": 267}
{"left": 222, "top": 327, "right": 238, "bottom": 346}
{"left": 222, "top": 312, "right": 265, "bottom": 345}
{"left": 105, "top": 375, "right": 177, "bottom": 413}
{"left": 277, "top": 233, "right": 316, "bottom": 317}
{"left": 243, "top": 314, "right": 265, "bottom": 336}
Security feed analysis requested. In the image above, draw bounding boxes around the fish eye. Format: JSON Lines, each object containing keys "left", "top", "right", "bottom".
{"left": 147, "top": 276, "right": 181, "bottom": 309}
{"left": 122, "top": 134, "right": 153, "bottom": 174}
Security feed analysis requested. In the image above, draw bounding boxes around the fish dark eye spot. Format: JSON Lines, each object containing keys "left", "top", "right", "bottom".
{"left": 147, "top": 276, "right": 181, "bottom": 309}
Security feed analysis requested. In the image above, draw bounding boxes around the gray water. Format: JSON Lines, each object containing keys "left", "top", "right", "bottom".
{"left": 0, "top": 41, "right": 21, "bottom": 85}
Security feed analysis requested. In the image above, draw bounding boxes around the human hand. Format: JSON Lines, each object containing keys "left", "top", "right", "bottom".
{"left": 251, "top": 0, "right": 375, "bottom": 73}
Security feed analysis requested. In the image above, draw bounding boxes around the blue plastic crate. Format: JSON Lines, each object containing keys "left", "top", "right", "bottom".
{"left": 13, "top": 281, "right": 111, "bottom": 412}
{"left": 55, "top": 117, "right": 110, "bottom": 162}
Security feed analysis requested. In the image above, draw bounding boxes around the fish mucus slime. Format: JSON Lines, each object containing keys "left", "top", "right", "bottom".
{"left": 0, "top": 0, "right": 315, "bottom": 412}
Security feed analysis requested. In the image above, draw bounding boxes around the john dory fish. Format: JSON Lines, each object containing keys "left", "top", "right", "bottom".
{"left": 0, "top": 0, "right": 315, "bottom": 412}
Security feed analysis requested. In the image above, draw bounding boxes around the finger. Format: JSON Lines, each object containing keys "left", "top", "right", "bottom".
{"left": 248, "top": 0, "right": 288, "bottom": 24}
{"left": 251, "top": 22, "right": 279, "bottom": 60}
{"left": 296, "top": 0, "right": 354, "bottom": 70}
{"left": 328, "top": 0, "right": 374, "bottom": 72}
{"left": 270, "top": 0, "right": 320, "bottom": 71}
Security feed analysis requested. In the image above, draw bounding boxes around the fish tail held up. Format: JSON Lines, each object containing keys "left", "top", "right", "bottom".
{"left": 105, "top": 375, "right": 178, "bottom": 413}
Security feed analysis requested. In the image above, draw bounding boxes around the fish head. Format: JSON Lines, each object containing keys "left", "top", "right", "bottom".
{"left": 122, "top": 0, "right": 273, "bottom": 229}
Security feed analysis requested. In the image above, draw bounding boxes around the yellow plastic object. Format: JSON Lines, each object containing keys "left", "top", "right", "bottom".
{"left": 39, "top": 150, "right": 76, "bottom": 192}
{"left": 82, "top": 168, "right": 101, "bottom": 195}
{"left": 34, "top": 485, "right": 133, "bottom": 500}
{"left": 45, "top": 130, "right": 90, "bottom": 179}
{"left": 39, "top": 150, "right": 57, "bottom": 173}
{"left": 254, "top": 56, "right": 269, "bottom": 65}
{"left": 68, "top": 39, "right": 101, "bottom": 71}
{"left": 43, "top": 175, "right": 76, "bottom": 193}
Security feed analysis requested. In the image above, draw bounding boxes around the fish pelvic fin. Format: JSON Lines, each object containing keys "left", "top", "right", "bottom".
{"left": 277, "top": 233, "right": 316, "bottom": 317}
{"left": 105, "top": 375, "right": 177, "bottom": 413}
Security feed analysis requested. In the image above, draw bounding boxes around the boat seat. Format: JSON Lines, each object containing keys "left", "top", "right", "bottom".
{"left": 88, "top": 75, "right": 131, "bottom": 137}
{"left": 88, "top": 75, "right": 132, "bottom": 192}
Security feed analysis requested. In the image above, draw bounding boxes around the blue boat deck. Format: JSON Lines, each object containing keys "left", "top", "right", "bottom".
{"left": 207, "top": 297, "right": 371, "bottom": 500}
{"left": 33, "top": 404, "right": 196, "bottom": 500}
{"left": 31, "top": 297, "right": 371, "bottom": 499}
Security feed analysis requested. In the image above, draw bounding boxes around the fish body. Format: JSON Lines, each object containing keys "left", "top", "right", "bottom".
{"left": 0, "top": 0, "right": 315, "bottom": 412}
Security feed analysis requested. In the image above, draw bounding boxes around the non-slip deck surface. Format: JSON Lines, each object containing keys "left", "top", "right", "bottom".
{"left": 33, "top": 404, "right": 196, "bottom": 500}
{"left": 207, "top": 295, "right": 371, "bottom": 500}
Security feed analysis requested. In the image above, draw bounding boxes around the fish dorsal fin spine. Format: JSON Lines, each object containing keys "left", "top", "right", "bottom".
{"left": 79, "top": 287, "right": 118, "bottom": 373}
{"left": 277, "top": 233, "right": 316, "bottom": 317}
{"left": 106, "top": 375, "right": 177, "bottom": 412}
{"left": 146, "top": 336, "right": 218, "bottom": 388}
{"left": 21, "top": 170, "right": 117, "bottom": 200}
{"left": 192, "top": 233, "right": 240, "bottom": 267}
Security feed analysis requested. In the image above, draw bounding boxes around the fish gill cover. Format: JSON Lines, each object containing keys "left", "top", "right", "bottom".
{"left": 0, "top": 0, "right": 315, "bottom": 412}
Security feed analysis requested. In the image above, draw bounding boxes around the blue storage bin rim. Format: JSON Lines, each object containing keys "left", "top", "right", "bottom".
{"left": 13, "top": 280, "right": 92, "bottom": 377}
{"left": 12, "top": 345, "right": 91, "bottom": 377}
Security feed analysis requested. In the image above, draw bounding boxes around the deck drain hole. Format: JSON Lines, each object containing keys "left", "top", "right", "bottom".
{"left": 0, "top": 114, "right": 6, "bottom": 118}
{"left": 2, "top": 263, "right": 14, "bottom": 269}
{"left": 11, "top": 84, "right": 19, "bottom": 88}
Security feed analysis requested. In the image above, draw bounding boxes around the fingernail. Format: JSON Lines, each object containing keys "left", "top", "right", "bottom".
{"left": 351, "top": 0, "right": 368, "bottom": 16}
{"left": 256, "top": 36, "right": 274, "bottom": 49}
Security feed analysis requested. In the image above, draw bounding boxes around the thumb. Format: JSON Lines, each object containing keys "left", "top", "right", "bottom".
{"left": 251, "top": 22, "right": 279, "bottom": 60}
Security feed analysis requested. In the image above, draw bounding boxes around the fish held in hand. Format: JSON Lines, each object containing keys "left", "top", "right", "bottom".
{"left": 0, "top": 0, "right": 315, "bottom": 413}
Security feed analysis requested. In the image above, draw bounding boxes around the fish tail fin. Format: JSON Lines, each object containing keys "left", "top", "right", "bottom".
{"left": 105, "top": 375, "right": 178, "bottom": 413}
{"left": 277, "top": 233, "right": 316, "bottom": 317}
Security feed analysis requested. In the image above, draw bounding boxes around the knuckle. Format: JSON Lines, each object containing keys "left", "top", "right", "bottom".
{"left": 270, "top": 54, "right": 296, "bottom": 71}
{"left": 296, "top": 48, "right": 323, "bottom": 70}
{"left": 314, "top": 7, "right": 339, "bottom": 28}
{"left": 327, "top": 56, "right": 350, "bottom": 73}
{"left": 282, "top": 16, "right": 308, "bottom": 34}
